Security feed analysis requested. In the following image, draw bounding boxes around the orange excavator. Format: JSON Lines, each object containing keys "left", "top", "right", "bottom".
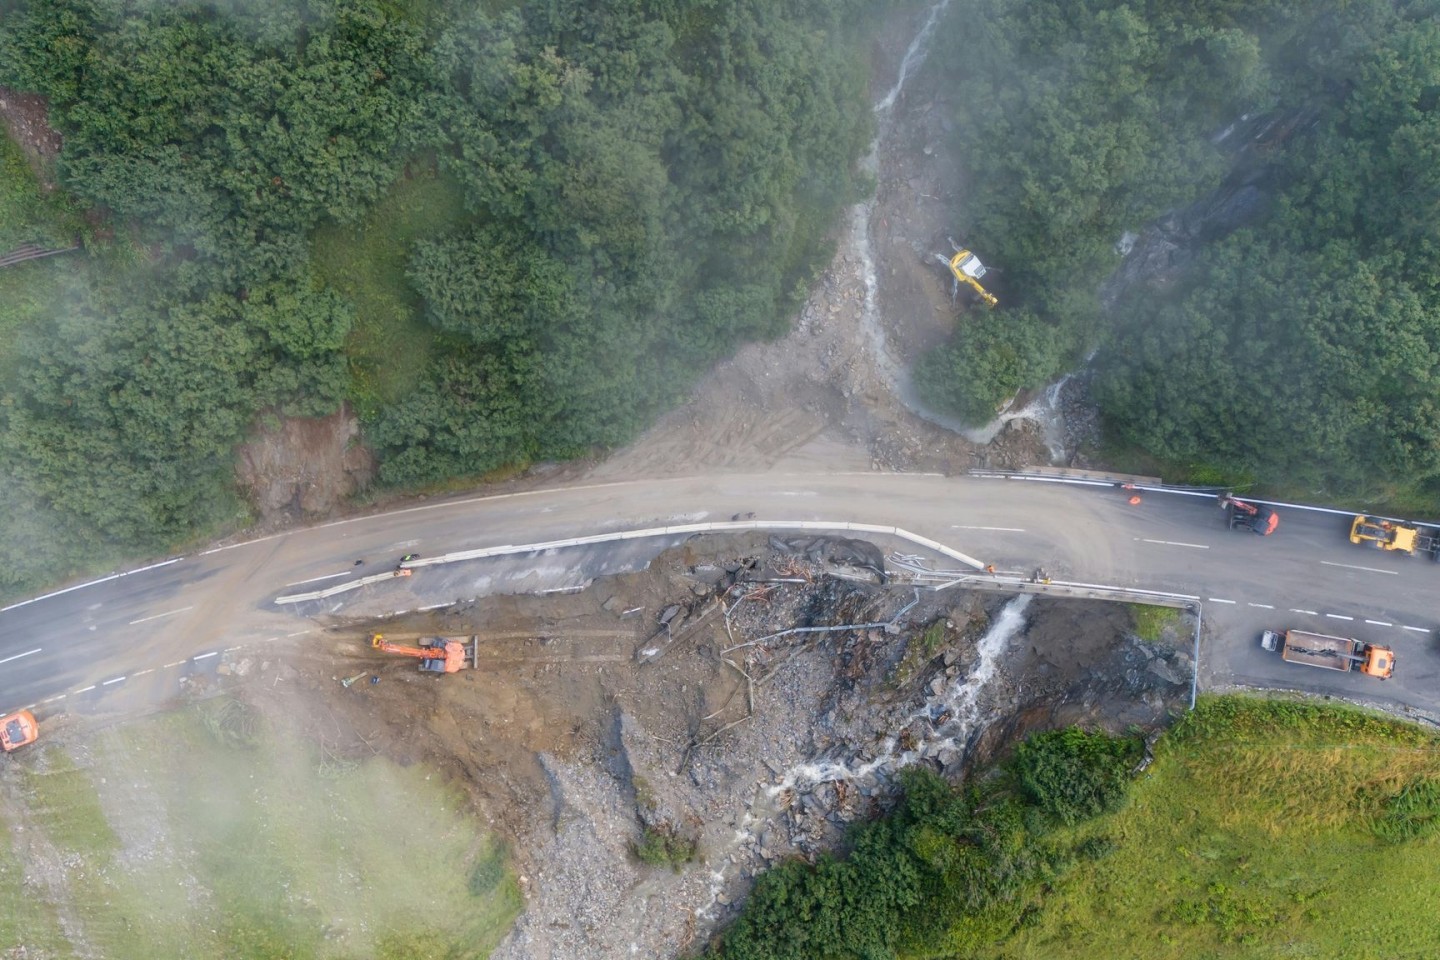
{"left": 370, "top": 633, "right": 478, "bottom": 674}
{"left": 0, "top": 709, "right": 38, "bottom": 752}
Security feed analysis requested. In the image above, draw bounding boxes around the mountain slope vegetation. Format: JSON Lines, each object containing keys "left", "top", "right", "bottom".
{"left": 920, "top": 0, "right": 1440, "bottom": 502}
{"left": 0, "top": 0, "right": 879, "bottom": 593}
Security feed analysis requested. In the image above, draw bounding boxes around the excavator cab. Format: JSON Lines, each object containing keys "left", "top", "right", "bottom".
{"left": 0, "top": 710, "right": 38, "bottom": 752}
{"left": 936, "top": 239, "right": 998, "bottom": 308}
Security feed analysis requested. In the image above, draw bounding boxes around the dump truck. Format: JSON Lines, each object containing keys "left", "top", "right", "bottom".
{"left": 1261, "top": 629, "right": 1394, "bottom": 679}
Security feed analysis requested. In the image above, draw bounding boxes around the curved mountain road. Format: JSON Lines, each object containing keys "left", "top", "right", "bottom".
{"left": 1, "top": 472, "right": 1436, "bottom": 720}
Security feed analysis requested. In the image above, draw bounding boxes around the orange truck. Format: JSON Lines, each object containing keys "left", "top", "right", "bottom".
{"left": 1261, "top": 629, "right": 1394, "bottom": 679}
{"left": 0, "top": 710, "right": 38, "bottom": 751}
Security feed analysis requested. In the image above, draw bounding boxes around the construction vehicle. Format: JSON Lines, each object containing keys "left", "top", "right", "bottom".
{"left": 935, "top": 239, "right": 998, "bottom": 308}
{"left": 1219, "top": 493, "right": 1278, "bottom": 535}
{"left": 1261, "top": 629, "right": 1394, "bottom": 679}
{"left": 370, "top": 633, "right": 478, "bottom": 674}
{"left": 0, "top": 710, "right": 37, "bottom": 752}
{"left": 1348, "top": 515, "right": 1440, "bottom": 559}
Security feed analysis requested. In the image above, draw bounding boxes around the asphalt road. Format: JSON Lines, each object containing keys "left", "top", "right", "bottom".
{"left": 2, "top": 472, "right": 1436, "bottom": 720}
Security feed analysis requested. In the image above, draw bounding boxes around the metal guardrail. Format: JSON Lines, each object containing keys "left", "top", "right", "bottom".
{"left": 273, "top": 519, "right": 989, "bottom": 605}
{"left": 970, "top": 469, "right": 1440, "bottom": 528}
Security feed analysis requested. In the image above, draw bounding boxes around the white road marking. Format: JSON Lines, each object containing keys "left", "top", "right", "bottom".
{"left": 1208, "top": 598, "right": 1236, "bottom": 604}
{"left": 283, "top": 571, "right": 352, "bottom": 587}
{"left": 0, "top": 557, "right": 182, "bottom": 612}
{"left": 1248, "top": 603, "right": 1274, "bottom": 609}
{"left": 0, "top": 648, "right": 42, "bottom": 666}
{"left": 1403, "top": 626, "right": 1432, "bottom": 634}
{"left": 224, "top": 646, "right": 243, "bottom": 652}
{"left": 285, "top": 630, "right": 313, "bottom": 638}
{"left": 1326, "top": 614, "right": 1354, "bottom": 621}
{"left": 128, "top": 605, "right": 193, "bottom": 625}
{"left": 75, "top": 685, "right": 96, "bottom": 693}
{"left": 951, "top": 525, "right": 1026, "bottom": 532}
{"left": 42, "top": 695, "right": 65, "bottom": 703}
{"left": 132, "top": 669, "right": 153, "bottom": 677}
{"left": 1291, "top": 609, "right": 1318, "bottom": 616}
{"left": 1319, "top": 561, "right": 1397, "bottom": 575}
{"left": 419, "top": 603, "right": 451, "bottom": 611}
{"left": 102, "top": 676, "right": 126, "bottom": 686}
{"left": 163, "top": 661, "right": 185, "bottom": 669}
{"left": 1365, "top": 620, "right": 1393, "bottom": 627}
{"left": 1140, "top": 538, "right": 1209, "bottom": 549}
{"left": 192, "top": 652, "right": 219, "bottom": 661}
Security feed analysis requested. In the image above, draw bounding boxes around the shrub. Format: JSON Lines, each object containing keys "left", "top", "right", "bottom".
{"left": 1011, "top": 728, "right": 1140, "bottom": 825}
{"left": 633, "top": 823, "right": 698, "bottom": 871}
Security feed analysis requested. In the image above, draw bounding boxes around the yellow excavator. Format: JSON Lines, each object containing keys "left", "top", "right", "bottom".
{"left": 937, "top": 240, "right": 998, "bottom": 308}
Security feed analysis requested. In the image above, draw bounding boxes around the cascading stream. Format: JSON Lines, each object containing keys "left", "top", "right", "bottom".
{"left": 848, "top": 0, "right": 1072, "bottom": 459}
{"left": 770, "top": 594, "right": 1031, "bottom": 795}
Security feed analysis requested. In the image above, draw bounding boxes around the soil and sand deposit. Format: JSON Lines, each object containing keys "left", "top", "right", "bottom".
{"left": 229, "top": 534, "right": 1193, "bottom": 958}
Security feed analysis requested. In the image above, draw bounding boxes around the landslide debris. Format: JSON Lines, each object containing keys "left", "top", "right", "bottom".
{"left": 230, "top": 533, "right": 1192, "bottom": 960}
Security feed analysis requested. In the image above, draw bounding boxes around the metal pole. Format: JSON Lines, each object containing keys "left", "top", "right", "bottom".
{"left": 1190, "top": 602, "right": 1203, "bottom": 711}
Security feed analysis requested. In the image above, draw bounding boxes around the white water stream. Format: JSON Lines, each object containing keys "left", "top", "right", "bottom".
{"left": 771, "top": 594, "right": 1031, "bottom": 794}
{"left": 697, "top": 2, "right": 1035, "bottom": 919}
{"left": 850, "top": 0, "right": 1072, "bottom": 460}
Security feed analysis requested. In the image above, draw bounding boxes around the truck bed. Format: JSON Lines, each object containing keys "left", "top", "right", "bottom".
{"left": 1281, "top": 630, "right": 1357, "bottom": 672}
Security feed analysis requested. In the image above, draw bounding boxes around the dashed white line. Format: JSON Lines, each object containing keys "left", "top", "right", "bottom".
{"left": 128, "top": 605, "right": 194, "bottom": 625}
{"left": 419, "top": 603, "right": 451, "bottom": 611}
{"left": 1291, "top": 609, "right": 1318, "bottom": 616}
{"left": 163, "top": 661, "right": 186, "bottom": 669}
{"left": 1141, "top": 538, "right": 1210, "bottom": 549}
{"left": 102, "top": 676, "right": 126, "bottom": 686}
{"left": 1365, "top": 620, "right": 1393, "bottom": 627}
{"left": 285, "top": 630, "right": 313, "bottom": 638}
{"left": 951, "top": 525, "right": 1026, "bottom": 532}
{"left": 1319, "top": 561, "right": 1397, "bottom": 575}
{"left": 224, "top": 646, "right": 243, "bottom": 652}
{"left": 1247, "top": 603, "right": 1274, "bottom": 609}
{"left": 0, "top": 648, "right": 42, "bottom": 666}
{"left": 192, "top": 652, "right": 219, "bottom": 661}
{"left": 1403, "top": 626, "right": 1432, "bottom": 634}
{"left": 42, "top": 695, "right": 65, "bottom": 703}
{"left": 283, "top": 571, "right": 353, "bottom": 587}
{"left": 75, "top": 685, "right": 96, "bottom": 694}
{"left": 132, "top": 668, "right": 153, "bottom": 677}
{"left": 1326, "top": 614, "right": 1354, "bottom": 621}
{"left": 1208, "top": 598, "right": 1237, "bottom": 604}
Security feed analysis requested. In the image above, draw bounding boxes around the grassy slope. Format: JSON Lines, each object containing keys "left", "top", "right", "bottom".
{"left": 4, "top": 703, "right": 520, "bottom": 959}
{"left": 312, "top": 162, "right": 471, "bottom": 416}
{"left": 981, "top": 697, "right": 1440, "bottom": 960}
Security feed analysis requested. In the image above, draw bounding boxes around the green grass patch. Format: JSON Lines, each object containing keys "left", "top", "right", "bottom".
{"left": 0, "top": 795, "right": 72, "bottom": 952}
{"left": 1128, "top": 603, "right": 1180, "bottom": 643}
{"left": 312, "top": 159, "right": 471, "bottom": 415}
{"left": 977, "top": 696, "right": 1440, "bottom": 959}
{"left": 0, "top": 133, "right": 82, "bottom": 251}
{"left": 6, "top": 703, "right": 520, "bottom": 958}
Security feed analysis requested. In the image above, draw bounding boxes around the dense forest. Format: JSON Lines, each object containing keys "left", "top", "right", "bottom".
{"left": 918, "top": 0, "right": 1440, "bottom": 501}
{"left": 0, "top": 0, "right": 880, "bottom": 594}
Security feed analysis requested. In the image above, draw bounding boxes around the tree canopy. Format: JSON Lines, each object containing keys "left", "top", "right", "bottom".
{"left": 919, "top": 0, "right": 1440, "bottom": 499}
{"left": 0, "top": 0, "right": 879, "bottom": 593}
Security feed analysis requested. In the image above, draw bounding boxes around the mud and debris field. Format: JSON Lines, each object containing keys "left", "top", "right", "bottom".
{"left": 230, "top": 533, "right": 1193, "bottom": 959}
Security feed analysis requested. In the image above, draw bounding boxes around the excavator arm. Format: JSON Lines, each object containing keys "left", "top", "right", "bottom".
{"left": 947, "top": 250, "right": 998, "bottom": 308}
{"left": 370, "top": 634, "right": 472, "bottom": 673}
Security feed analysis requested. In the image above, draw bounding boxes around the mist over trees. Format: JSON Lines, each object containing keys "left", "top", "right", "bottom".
{"left": 0, "top": 0, "right": 877, "bottom": 593}
{"left": 920, "top": 0, "right": 1440, "bottom": 499}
